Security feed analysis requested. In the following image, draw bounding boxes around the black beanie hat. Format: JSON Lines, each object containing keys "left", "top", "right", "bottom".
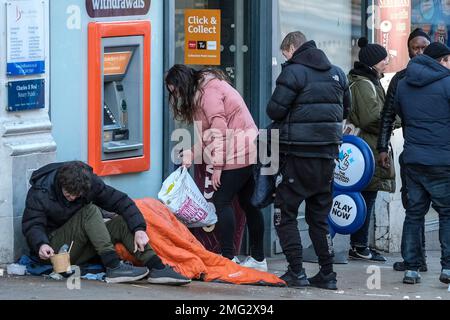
{"left": 424, "top": 42, "right": 450, "bottom": 59}
{"left": 358, "top": 37, "right": 388, "bottom": 67}
{"left": 408, "top": 28, "right": 431, "bottom": 44}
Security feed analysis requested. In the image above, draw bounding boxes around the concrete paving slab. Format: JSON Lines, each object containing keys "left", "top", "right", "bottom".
{"left": 0, "top": 251, "right": 448, "bottom": 301}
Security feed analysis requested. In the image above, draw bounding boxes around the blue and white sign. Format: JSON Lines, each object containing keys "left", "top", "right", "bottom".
{"left": 334, "top": 135, "right": 375, "bottom": 192}
{"left": 7, "top": 79, "right": 45, "bottom": 112}
{"left": 6, "top": 0, "right": 46, "bottom": 76}
{"left": 328, "top": 192, "right": 367, "bottom": 235}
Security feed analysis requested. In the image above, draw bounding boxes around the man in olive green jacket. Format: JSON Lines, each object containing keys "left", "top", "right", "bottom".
{"left": 346, "top": 37, "right": 396, "bottom": 262}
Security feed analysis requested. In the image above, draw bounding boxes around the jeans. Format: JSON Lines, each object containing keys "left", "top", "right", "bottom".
{"left": 399, "top": 153, "right": 426, "bottom": 264}
{"left": 350, "top": 191, "right": 378, "bottom": 248}
{"left": 401, "top": 164, "right": 450, "bottom": 270}
{"left": 213, "top": 165, "right": 265, "bottom": 261}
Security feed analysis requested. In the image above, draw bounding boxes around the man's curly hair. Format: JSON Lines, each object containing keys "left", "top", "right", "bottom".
{"left": 56, "top": 161, "right": 92, "bottom": 197}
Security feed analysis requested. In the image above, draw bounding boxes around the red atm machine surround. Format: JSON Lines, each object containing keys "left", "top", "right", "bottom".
{"left": 88, "top": 21, "right": 151, "bottom": 176}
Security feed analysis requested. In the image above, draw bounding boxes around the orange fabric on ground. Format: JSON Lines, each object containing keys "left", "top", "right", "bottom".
{"left": 115, "top": 198, "right": 285, "bottom": 286}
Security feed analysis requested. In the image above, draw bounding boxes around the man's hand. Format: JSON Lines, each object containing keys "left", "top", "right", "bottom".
{"left": 39, "top": 244, "right": 55, "bottom": 260}
{"left": 378, "top": 151, "right": 391, "bottom": 169}
{"left": 212, "top": 168, "right": 222, "bottom": 191}
{"left": 134, "top": 230, "right": 149, "bottom": 253}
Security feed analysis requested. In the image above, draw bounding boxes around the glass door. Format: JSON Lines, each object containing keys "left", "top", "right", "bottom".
{"left": 168, "top": 0, "right": 254, "bottom": 255}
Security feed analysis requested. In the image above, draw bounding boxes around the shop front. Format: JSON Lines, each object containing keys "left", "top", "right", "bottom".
{"left": 0, "top": 0, "right": 445, "bottom": 264}
{"left": 162, "top": 0, "right": 443, "bottom": 257}
{"left": 162, "top": 0, "right": 368, "bottom": 257}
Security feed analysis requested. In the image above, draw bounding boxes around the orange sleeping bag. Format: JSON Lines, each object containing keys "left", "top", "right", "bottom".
{"left": 115, "top": 198, "right": 285, "bottom": 286}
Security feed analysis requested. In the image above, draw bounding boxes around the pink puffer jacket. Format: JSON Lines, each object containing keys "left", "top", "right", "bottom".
{"left": 193, "top": 77, "right": 258, "bottom": 171}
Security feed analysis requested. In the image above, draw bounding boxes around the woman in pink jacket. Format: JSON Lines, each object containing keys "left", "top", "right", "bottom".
{"left": 165, "top": 64, "right": 266, "bottom": 272}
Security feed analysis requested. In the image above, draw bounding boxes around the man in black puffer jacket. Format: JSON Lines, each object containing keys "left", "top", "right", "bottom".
{"left": 22, "top": 161, "right": 190, "bottom": 285}
{"left": 267, "top": 31, "right": 351, "bottom": 290}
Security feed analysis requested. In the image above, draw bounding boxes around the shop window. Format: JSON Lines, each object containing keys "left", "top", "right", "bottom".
{"left": 372, "top": 1, "right": 450, "bottom": 73}
{"left": 412, "top": 0, "right": 450, "bottom": 45}
{"left": 275, "top": 0, "right": 363, "bottom": 73}
{"left": 372, "top": 1, "right": 411, "bottom": 74}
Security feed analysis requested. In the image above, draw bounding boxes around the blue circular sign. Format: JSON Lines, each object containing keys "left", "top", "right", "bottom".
{"left": 328, "top": 192, "right": 367, "bottom": 235}
{"left": 334, "top": 135, "right": 375, "bottom": 192}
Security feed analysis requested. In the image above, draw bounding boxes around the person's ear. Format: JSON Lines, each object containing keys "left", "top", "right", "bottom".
{"left": 290, "top": 44, "right": 296, "bottom": 55}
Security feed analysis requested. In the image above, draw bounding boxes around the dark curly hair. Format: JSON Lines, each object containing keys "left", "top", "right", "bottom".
{"left": 165, "top": 64, "right": 230, "bottom": 124}
{"left": 56, "top": 161, "right": 92, "bottom": 197}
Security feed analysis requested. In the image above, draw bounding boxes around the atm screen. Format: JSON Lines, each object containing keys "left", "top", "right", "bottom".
{"left": 103, "top": 51, "right": 133, "bottom": 76}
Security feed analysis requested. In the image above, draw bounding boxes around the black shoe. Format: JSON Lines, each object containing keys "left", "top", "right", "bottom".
{"left": 369, "top": 249, "right": 387, "bottom": 262}
{"left": 280, "top": 267, "right": 310, "bottom": 288}
{"left": 147, "top": 265, "right": 191, "bottom": 286}
{"left": 393, "top": 261, "right": 428, "bottom": 272}
{"left": 439, "top": 269, "right": 450, "bottom": 284}
{"left": 403, "top": 270, "right": 421, "bottom": 284}
{"left": 349, "top": 247, "right": 386, "bottom": 262}
{"left": 308, "top": 271, "right": 338, "bottom": 290}
{"left": 105, "top": 261, "right": 149, "bottom": 284}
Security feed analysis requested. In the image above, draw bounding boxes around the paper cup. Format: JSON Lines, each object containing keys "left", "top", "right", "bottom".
{"left": 50, "top": 253, "right": 71, "bottom": 273}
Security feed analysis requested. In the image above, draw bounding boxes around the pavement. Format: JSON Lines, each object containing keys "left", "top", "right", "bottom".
{"left": 0, "top": 251, "right": 449, "bottom": 301}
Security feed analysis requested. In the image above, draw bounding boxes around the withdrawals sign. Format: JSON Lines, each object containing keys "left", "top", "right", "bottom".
{"left": 185, "top": 9, "right": 221, "bottom": 66}
{"left": 86, "top": 0, "right": 151, "bottom": 18}
{"left": 6, "top": 0, "right": 46, "bottom": 76}
{"left": 7, "top": 79, "right": 45, "bottom": 112}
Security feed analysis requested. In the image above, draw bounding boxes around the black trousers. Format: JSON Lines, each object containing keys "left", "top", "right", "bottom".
{"left": 274, "top": 155, "right": 335, "bottom": 272}
{"left": 213, "top": 165, "right": 265, "bottom": 261}
{"left": 350, "top": 191, "right": 378, "bottom": 247}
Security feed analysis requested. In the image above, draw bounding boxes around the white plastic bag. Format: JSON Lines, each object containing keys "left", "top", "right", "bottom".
{"left": 158, "top": 167, "right": 217, "bottom": 228}
{"left": 7, "top": 264, "right": 26, "bottom": 276}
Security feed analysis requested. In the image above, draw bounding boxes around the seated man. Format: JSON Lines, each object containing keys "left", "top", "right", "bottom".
{"left": 22, "top": 161, "right": 190, "bottom": 285}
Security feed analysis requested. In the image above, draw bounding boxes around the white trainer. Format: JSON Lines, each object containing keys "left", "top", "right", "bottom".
{"left": 231, "top": 256, "right": 240, "bottom": 264}
{"left": 240, "top": 256, "right": 268, "bottom": 272}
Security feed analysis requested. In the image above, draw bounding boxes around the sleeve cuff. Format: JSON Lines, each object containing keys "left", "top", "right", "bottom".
{"left": 35, "top": 240, "right": 49, "bottom": 253}
{"left": 133, "top": 226, "right": 147, "bottom": 233}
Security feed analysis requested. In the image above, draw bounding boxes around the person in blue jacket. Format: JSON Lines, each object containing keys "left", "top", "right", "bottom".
{"left": 394, "top": 42, "right": 450, "bottom": 285}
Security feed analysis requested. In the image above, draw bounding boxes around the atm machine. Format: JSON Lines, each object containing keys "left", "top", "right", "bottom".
{"left": 88, "top": 21, "right": 151, "bottom": 176}
{"left": 102, "top": 46, "right": 143, "bottom": 160}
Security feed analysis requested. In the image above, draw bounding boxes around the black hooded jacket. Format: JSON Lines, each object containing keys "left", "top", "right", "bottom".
{"left": 394, "top": 54, "right": 450, "bottom": 166}
{"left": 22, "top": 161, "right": 146, "bottom": 254}
{"left": 377, "top": 69, "right": 406, "bottom": 152}
{"left": 267, "top": 40, "right": 351, "bottom": 158}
